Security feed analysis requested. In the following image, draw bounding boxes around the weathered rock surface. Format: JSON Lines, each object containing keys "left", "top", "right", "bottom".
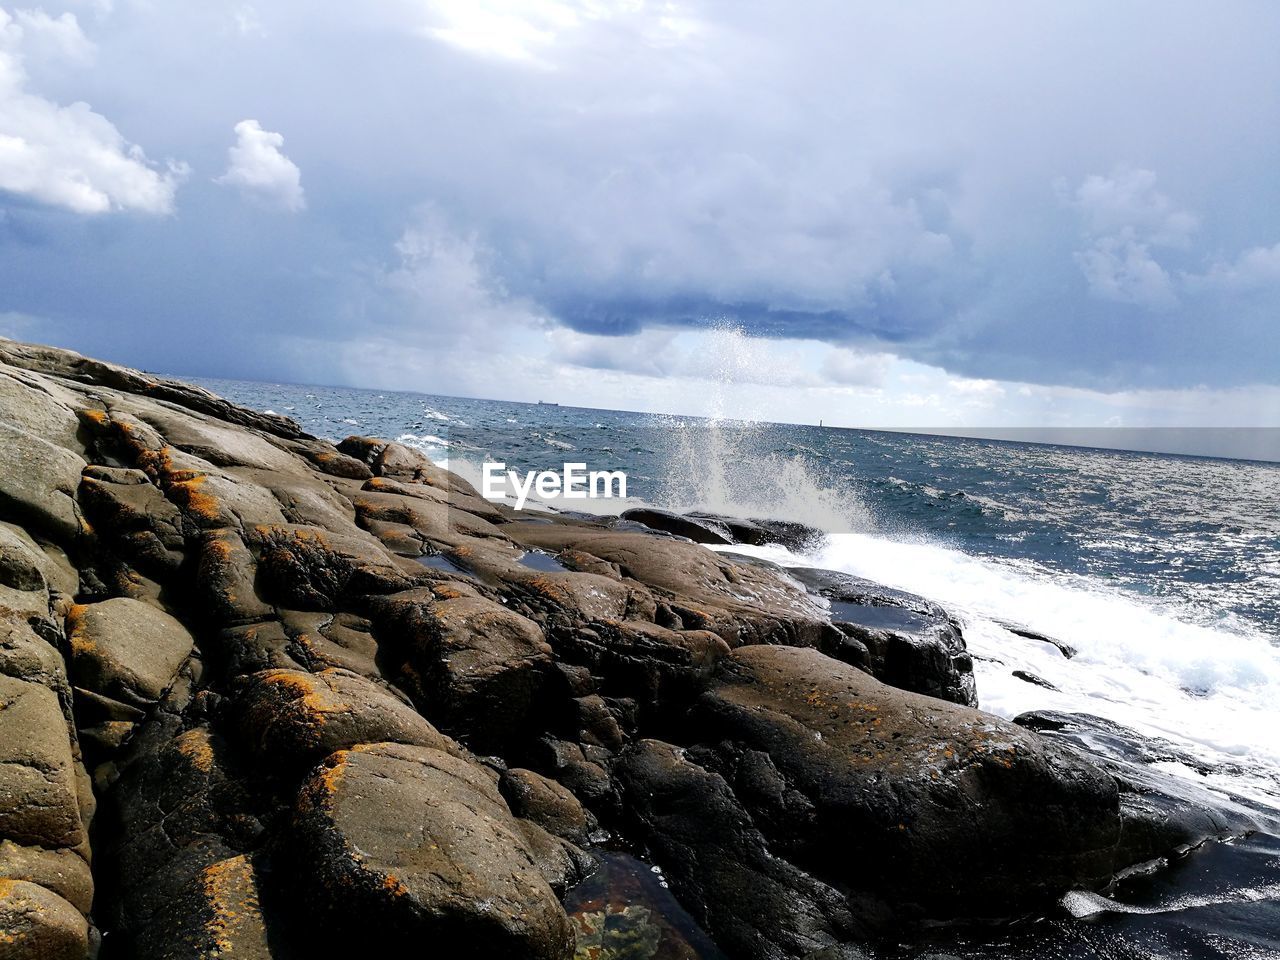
{"left": 0, "top": 337, "right": 1216, "bottom": 959}
{"left": 293, "top": 742, "right": 576, "bottom": 957}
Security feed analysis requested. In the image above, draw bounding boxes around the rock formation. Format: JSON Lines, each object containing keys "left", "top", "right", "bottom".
{"left": 0, "top": 337, "right": 1241, "bottom": 959}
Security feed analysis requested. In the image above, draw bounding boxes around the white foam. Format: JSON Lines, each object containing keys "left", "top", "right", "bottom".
{"left": 714, "top": 532, "right": 1280, "bottom": 808}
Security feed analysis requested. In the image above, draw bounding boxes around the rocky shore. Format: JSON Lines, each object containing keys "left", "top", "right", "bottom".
{"left": 0, "top": 338, "right": 1258, "bottom": 959}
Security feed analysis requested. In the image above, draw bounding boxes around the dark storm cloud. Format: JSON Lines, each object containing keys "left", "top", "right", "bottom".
{"left": 3, "top": 0, "right": 1280, "bottom": 393}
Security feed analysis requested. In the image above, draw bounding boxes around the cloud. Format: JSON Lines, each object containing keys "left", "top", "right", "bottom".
{"left": 1067, "top": 168, "right": 1196, "bottom": 310}
{"left": 547, "top": 327, "right": 679, "bottom": 377}
{"left": 0, "top": 6, "right": 185, "bottom": 214}
{"left": 11, "top": 8, "right": 94, "bottom": 63}
{"left": 232, "top": 5, "right": 264, "bottom": 38}
{"left": 1070, "top": 167, "right": 1197, "bottom": 247}
{"left": 5, "top": 2, "right": 1280, "bottom": 407}
{"left": 410, "top": 0, "right": 700, "bottom": 66}
{"left": 821, "top": 348, "right": 891, "bottom": 387}
{"left": 216, "top": 119, "right": 305, "bottom": 211}
{"left": 1074, "top": 235, "right": 1177, "bottom": 309}
{"left": 382, "top": 207, "right": 550, "bottom": 342}
{"left": 1188, "top": 242, "right": 1280, "bottom": 292}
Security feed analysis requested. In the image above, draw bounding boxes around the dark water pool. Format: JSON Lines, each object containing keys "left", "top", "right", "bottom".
{"left": 519, "top": 550, "right": 571, "bottom": 573}
{"left": 565, "top": 852, "right": 727, "bottom": 960}
{"left": 414, "top": 553, "right": 473, "bottom": 576}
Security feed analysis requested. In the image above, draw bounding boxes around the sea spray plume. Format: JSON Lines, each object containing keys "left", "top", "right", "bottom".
{"left": 652, "top": 324, "right": 873, "bottom": 534}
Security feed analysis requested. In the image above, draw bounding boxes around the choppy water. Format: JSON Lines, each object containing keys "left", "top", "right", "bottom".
{"left": 197, "top": 376, "right": 1280, "bottom": 959}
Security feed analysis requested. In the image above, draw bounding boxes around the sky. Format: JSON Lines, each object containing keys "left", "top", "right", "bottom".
{"left": 2, "top": 0, "right": 1280, "bottom": 436}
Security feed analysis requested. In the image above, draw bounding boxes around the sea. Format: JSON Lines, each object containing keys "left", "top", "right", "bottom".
{"left": 198, "top": 376, "right": 1280, "bottom": 960}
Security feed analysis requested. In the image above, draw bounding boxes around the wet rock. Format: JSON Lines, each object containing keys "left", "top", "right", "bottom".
{"left": 621, "top": 508, "right": 734, "bottom": 545}
{"left": 615, "top": 739, "right": 861, "bottom": 960}
{"left": 688, "top": 512, "right": 825, "bottom": 552}
{"left": 234, "top": 667, "right": 455, "bottom": 770}
{"left": 500, "top": 767, "right": 593, "bottom": 844}
{"left": 508, "top": 524, "right": 835, "bottom": 649}
{"left": 1012, "top": 710, "right": 1270, "bottom": 863}
{"left": 786, "top": 567, "right": 977, "bottom": 706}
{"left": 292, "top": 742, "right": 574, "bottom": 958}
{"left": 680, "top": 646, "right": 1127, "bottom": 928}
{"left": 1012, "top": 669, "right": 1058, "bottom": 690}
{"left": 995, "top": 619, "right": 1077, "bottom": 659}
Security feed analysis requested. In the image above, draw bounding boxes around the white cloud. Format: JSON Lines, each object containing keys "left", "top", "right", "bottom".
{"left": 11, "top": 8, "right": 94, "bottom": 63}
{"left": 383, "top": 207, "right": 549, "bottom": 340}
{"left": 0, "top": 6, "right": 185, "bottom": 214}
{"left": 1074, "top": 235, "right": 1177, "bottom": 309}
{"left": 411, "top": 0, "right": 696, "bottom": 66}
{"left": 1071, "top": 167, "right": 1197, "bottom": 247}
{"left": 233, "top": 5, "right": 264, "bottom": 37}
{"left": 821, "top": 347, "right": 891, "bottom": 387}
{"left": 1068, "top": 168, "right": 1197, "bottom": 310}
{"left": 547, "top": 327, "right": 679, "bottom": 377}
{"left": 216, "top": 119, "right": 305, "bottom": 211}
{"left": 1188, "top": 242, "right": 1280, "bottom": 292}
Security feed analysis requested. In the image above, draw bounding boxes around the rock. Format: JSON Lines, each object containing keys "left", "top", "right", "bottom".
{"left": 0, "top": 841, "right": 93, "bottom": 915}
{"left": 507, "top": 524, "right": 835, "bottom": 649}
{"left": 234, "top": 667, "right": 456, "bottom": 770}
{"left": 292, "top": 742, "right": 574, "bottom": 958}
{"left": 531, "top": 738, "right": 613, "bottom": 807}
{"left": 995, "top": 619, "right": 1077, "bottom": 659}
{"left": 0, "top": 675, "right": 86, "bottom": 851}
{"left": 131, "top": 853, "right": 274, "bottom": 960}
{"left": 615, "top": 739, "right": 860, "bottom": 959}
{"left": 374, "top": 592, "right": 553, "bottom": 753}
{"left": 248, "top": 523, "right": 415, "bottom": 610}
{"left": 0, "top": 422, "right": 85, "bottom": 545}
{"left": 1012, "top": 669, "right": 1058, "bottom": 690}
{"left": 0, "top": 616, "right": 71, "bottom": 695}
{"left": 1012, "top": 711, "right": 1270, "bottom": 863}
{"left": 77, "top": 466, "right": 186, "bottom": 577}
{"left": 689, "top": 512, "right": 825, "bottom": 552}
{"left": 499, "top": 768, "right": 593, "bottom": 844}
{"left": 0, "top": 338, "right": 304, "bottom": 440}
{"left": 621, "top": 508, "right": 734, "bottom": 545}
{"left": 66, "top": 598, "right": 195, "bottom": 707}
{"left": 0, "top": 878, "right": 89, "bottom": 960}
{"left": 683, "top": 646, "right": 1126, "bottom": 927}
{"left": 786, "top": 566, "right": 977, "bottom": 706}
{"left": 194, "top": 529, "right": 275, "bottom": 625}
{"left": 0, "top": 525, "right": 50, "bottom": 594}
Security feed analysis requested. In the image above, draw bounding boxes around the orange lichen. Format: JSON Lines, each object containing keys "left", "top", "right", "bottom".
{"left": 262, "top": 671, "right": 335, "bottom": 718}
{"left": 175, "top": 730, "right": 216, "bottom": 773}
{"left": 169, "top": 475, "right": 224, "bottom": 523}
{"left": 65, "top": 604, "right": 96, "bottom": 656}
{"left": 201, "top": 856, "right": 262, "bottom": 954}
{"left": 380, "top": 872, "right": 410, "bottom": 898}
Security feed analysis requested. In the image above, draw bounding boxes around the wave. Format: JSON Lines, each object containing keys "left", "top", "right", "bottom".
{"left": 653, "top": 416, "right": 874, "bottom": 533}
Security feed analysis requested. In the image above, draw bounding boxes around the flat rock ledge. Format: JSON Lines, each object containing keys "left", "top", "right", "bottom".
{"left": 0, "top": 337, "right": 1228, "bottom": 959}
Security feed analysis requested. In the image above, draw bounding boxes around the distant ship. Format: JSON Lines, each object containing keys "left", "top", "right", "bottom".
{"left": 537, "top": 401, "right": 560, "bottom": 406}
